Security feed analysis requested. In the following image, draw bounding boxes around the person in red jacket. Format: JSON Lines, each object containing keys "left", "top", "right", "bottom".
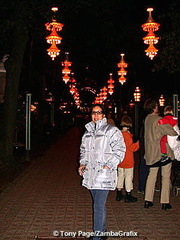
{"left": 116, "top": 115, "right": 140, "bottom": 202}
{"left": 158, "top": 106, "right": 178, "bottom": 161}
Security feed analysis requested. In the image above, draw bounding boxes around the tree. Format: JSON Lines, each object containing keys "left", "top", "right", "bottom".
{"left": 0, "top": 0, "right": 52, "bottom": 165}
{"left": 0, "top": 0, "right": 107, "bottom": 166}
{"left": 153, "top": 0, "right": 180, "bottom": 74}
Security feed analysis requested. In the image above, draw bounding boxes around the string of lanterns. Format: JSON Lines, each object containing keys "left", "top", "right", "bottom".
{"left": 45, "top": 7, "right": 82, "bottom": 108}
{"left": 69, "top": 72, "right": 81, "bottom": 107}
{"left": 141, "top": 8, "right": 160, "bottom": 60}
{"left": 93, "top": 54, "right": 129, "bottom": 104}
{"left": 44, "top": 6, "right": 164, "bottom": 109}
{"left": 61, "top": 53, "right": 81, "bottom": 107}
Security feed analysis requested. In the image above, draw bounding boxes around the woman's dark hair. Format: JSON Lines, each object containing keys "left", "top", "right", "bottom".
{"left": 143, "top": 99, "right": 158, "bottom": 114}
{"left": 90, "top": 104, "right": 106, "bottom": 115}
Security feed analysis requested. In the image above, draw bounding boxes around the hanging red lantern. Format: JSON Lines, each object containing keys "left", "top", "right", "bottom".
{"left": 141, "top": 8, "right": 160, "bottom": 60}
{"left": 46, "top": 26, "right": 62, "bottom": 44}
{"left": 62, "top": 74, "right": 70, "bottom": 84}
{"left": 62, "top": 66, "right": 71, "bottom": 75}
{"left": 118, "top": 76, "right": 126, "bottom": 85}
{"left": 145, "top": 41, "right": 158, "bottom": 60}
{"left": 141, "top": 8, "right": 160, "bottom": 32}
{"left": 69, "top": 86, "right": 76, "bottom": 95}
{"left": 107, "top": 73, "right": 114, "bottom": 95}
{"left": 61, "top": 52, "right": 72, "bottom": 84}
{"left": 117, "top": 54, "right": 128, "bottom": 85}
{"left": 101, "top": 86, "right": 108, "bottom": 100}
{"left": 45, "top": 7, "right": 64, "bottom": 60}
{"left": 134, "top": 87, "right": 141, "bottom": 102}
{"left": 117, "top": 54, "right": 128, "bottom": 69}
{"left": 47, "top": 41, "right": 60, "bottom": 60}
{"left": 159, "top": 94, "right": 165, "bottom": 106}
{"left": 143, "top": 28, "right": 159, "bottom": 45}
{"left": 108, "top": 88, "right": 114, "bottom": 95}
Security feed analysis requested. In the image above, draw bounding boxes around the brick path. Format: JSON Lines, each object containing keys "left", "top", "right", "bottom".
{"left": 0, "top": 127, "right": 180, "bottom": 240}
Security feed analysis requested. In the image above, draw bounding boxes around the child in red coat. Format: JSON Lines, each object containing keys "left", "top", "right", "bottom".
{"left": 158, "top": 106, "right": 178, "bottom": 161}
{"left": 116, "top": 116, "right": 139, "bottom": 202}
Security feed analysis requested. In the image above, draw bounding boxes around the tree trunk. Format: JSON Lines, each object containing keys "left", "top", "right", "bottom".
{"left": 0, "top": 21, "right": 28, "bottom": 166}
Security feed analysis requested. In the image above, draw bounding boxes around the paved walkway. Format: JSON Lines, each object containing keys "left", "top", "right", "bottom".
{"left": 0, "top": 127, "right": 180, "bottom": 240}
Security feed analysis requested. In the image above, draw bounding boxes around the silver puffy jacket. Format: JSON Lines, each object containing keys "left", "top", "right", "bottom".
{"left": 79, "top": 118, "right": 126, "bottom": 190}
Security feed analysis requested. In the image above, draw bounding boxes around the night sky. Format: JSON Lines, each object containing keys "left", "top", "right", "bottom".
{"left": 20, "top": 0, "right": 180, "bottom": 106}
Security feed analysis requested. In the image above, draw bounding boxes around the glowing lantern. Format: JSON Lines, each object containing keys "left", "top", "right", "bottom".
{"left": 45, "top": 7, "right": 64, "bottom": 60}
{"left": 117, "top": 54, "right": 128, "bottom": 69}
{"left": 141, "top": 8, "right": 160, "bottom": 32}
{"left": 74, "top": 92, "right": 79, "bottom": 100}
{"left": 143, "top": 29, "right": 159, "bottom": 45}
{"left": 45, "top": 7, "right": 64, "bottom": 31}
{"left": 69, "top": 86, "right": 76, "bottom": 95}
{"left": 101, "top": 86, "right": 108, "bottom": 100}
{"left": 45, "top": 20, "right": 64, "bottom": 32}
{"left": 47, "top": 41, "right": 60, "bottom": 60}
{"left": 46, "top": 26, "right": 62, "bottom": 44}
{"left": 142, "top": 8, "right": 160, "bottom": 60}
{"left": 99, "top": 91, "right": 104, "bottom": 103}
{"left": 117, "top": 54, "right": 128, "bottom": 85}
{"left": 134, "top": 87, "right": 141, "bottom": 102}
{"left": 108, "top": 89, "right": 114, "bottom": 95}
{"left": 107, "top": 73, "right": 114, "bottom": 95}
{"left": 94, "top": 94, "right": 100, "bottom": 104}
{"left": 118, "top": 76, "right": 126, "bottom": 85}
{"left": 61, "top": 52, "right": 72, "bottom": 84}
{"left": 118, "top": 68, "right": 127, "bottom": 76}
{"left": 62, "top": 59, "right": 72, "bottom": 68}
{"left": 145, "top": 41, "right": 158, "bottom": 60}
{"left": 62, "top": 67, "right": 71, "bottom": 75}
{"left": 159, "top": 94, "right": 165, "bottom": 106}
{"left": 62, "top": 74, "right": 70, "bottom": 84}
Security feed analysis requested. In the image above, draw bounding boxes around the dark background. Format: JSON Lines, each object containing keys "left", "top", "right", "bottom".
{"left": 17, "top": 0, "right": 180, "bottom": 107}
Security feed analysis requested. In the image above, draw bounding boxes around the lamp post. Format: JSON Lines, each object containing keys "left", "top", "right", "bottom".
{"left": 173, "top": 94, "right": 179, "bottom": 119}
{"left": 25, "top": 93, "right": 32, "bottom": 162}
{"left": 134, "top": 87, "right": 141, "bottom": 138}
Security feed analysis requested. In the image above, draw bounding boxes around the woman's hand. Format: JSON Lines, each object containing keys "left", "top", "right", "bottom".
{"left": 78, "top": 165, "right": 88, "bottom": 176}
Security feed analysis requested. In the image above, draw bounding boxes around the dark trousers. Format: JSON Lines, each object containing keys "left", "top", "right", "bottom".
{"left": 138, "top": 157, "right": 149, "bottom": 192}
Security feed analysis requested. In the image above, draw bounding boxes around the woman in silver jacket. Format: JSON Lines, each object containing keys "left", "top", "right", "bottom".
{"left": 79, "top": 104, "right": 126, "bottom": 240}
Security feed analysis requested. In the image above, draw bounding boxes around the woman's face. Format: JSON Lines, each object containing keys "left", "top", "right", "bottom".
{"left": 91, "top": 106, "right": 105, "bottom": 123}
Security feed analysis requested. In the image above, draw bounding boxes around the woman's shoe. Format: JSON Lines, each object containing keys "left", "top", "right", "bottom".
{"left": 144, "top": 201, "right": 154, "bottom": 208}
{"left": 162, "top": 203, "right": 172, "bottom": 210}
